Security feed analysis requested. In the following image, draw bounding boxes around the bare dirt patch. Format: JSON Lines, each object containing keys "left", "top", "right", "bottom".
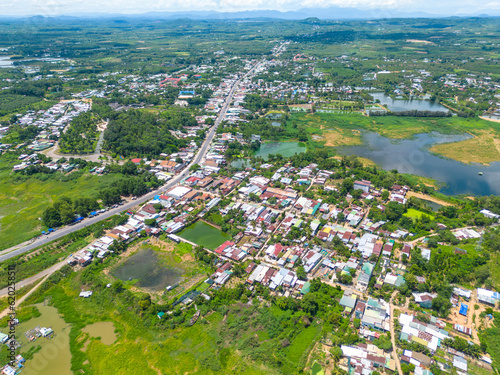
{"left": 405, "top": 191, "right": 452, "bottom": 207}
{"left": 323, "top": 129, "right": 362, "bottom": 147}
{"left": 480, "top": 116, "right": 500, "bottom": 124}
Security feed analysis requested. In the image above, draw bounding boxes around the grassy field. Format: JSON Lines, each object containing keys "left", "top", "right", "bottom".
{"left": 403, "top": 175, "right": 442, "bottom": 190}
{"left": 0, "top": 154, "right": 122, "bottom": 250}
{"left": 283, "top": 323, "right": 321, "bottom": 367}
{"left": 357, "top": 156, "right": 377, "bottom": 167}
{"left": 489, "top": 253, "right": 500, "bottom": 290}
{"left": 429, "top": 130, "right": 500, "bottom": 165}
{"left": 404, "top": 208, "right": 435, "bottom": 221}
{"left": 311, "top": 361, "right": 325, "bottom": 375}
{"left": 178, "top": 221, "right": 231, "bottom": 250}
{"left": 468, "top": 362, "right": 495, "bottom": 375}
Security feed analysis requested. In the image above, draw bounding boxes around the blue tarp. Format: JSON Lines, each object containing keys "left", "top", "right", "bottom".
{"left": 459, "top": 303, "right": 468, "bottom": 316}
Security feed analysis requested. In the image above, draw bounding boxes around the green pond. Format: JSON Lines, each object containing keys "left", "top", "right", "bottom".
{"left": 18, "top": 304, "right": 72, "bottom": 375}
{"left": 255, "top": 141, "right": 306, "bottom": 159}
{"left": 82, "top": 322, "right": 117, "bottom": 345}
{"left": 112, "top": 248, "right": 183, "bottom": 291}
{"left": 178, "top": 221, "right": 230, "bottom": 250}
{"left": 231, "top": 141, "right": 306, "bottom": 167}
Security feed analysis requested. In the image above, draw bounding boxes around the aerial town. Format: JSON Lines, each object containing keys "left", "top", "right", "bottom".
{"left": 0, "top": 14, "right": 499, "bottom": 375}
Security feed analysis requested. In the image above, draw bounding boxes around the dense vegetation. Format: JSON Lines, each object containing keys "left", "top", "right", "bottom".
{"left": 58, "top": 106, "right": 108, "bottom": 154}
{"left": 0, "top": 94, "right": 41, "bottom": 116}
{"left": 103, "top": 110, "right": 188, "bottom": 158}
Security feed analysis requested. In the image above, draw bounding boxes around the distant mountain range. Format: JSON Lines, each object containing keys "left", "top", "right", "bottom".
{"left": 2, "top": 6, "right": 500, "bottom": 21}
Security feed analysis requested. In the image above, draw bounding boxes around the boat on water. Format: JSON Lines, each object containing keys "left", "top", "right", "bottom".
{"left": 479, "top": 172, "right": 483, "bottom": 176}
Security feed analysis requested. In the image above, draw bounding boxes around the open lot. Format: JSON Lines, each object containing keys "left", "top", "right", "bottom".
{"left": 0, "top": 154, "right": 122, "bottom": 250}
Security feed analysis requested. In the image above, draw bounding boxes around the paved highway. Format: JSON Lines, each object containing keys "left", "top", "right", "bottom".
{"left": 0, "top": 60, "right": 262, "bottom": 263}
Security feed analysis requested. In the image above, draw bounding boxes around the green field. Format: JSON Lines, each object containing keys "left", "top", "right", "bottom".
{"left": 429, "top": 129, "right": 500, "bottom": 165}
{"left": 404, "top": 209, "right": 435, "bottom": 221}
{"left": 0, "top": 154, "right": 122, "bottom": 250}
{"left": 311, "top": 361, "right": 325, "bottom": 375}
{"left": 178, "top": 221, "right": 231, "bottom": 250}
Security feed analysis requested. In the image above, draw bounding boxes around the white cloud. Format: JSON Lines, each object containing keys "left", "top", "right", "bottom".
{"left": 0, "top": 0, "right": 498, "bottom": 16}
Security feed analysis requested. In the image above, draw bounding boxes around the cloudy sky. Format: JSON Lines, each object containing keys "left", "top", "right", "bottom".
{"left": 2, "top": 0, "right": 500, "bottom": 16}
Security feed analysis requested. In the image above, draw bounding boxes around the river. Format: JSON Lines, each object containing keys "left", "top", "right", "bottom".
{"left": 370, "top": 92, "right": 449, "bottom": 112}
{"left": 338, "top": 132, "right": 500, "bottom": 196}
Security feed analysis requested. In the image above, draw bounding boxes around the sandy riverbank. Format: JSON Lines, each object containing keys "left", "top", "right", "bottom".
{"left": 406, "top": 191, "right": 452, "bottom": 207}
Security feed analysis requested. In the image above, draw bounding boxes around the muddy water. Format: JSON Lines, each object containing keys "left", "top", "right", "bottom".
{"left": 82, "top": 322, "right": 117, "bottom": 345}
{"left": 18, "top": 304, "right": 72, "bottom": 375}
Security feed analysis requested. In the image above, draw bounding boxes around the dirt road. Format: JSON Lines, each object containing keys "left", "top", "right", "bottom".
{"left": 0, "top": 259, "right": 67, "bottom": 299}
{"left": 390, "top": 292, "right": 403, "bottom": 375}
{"left": 0, "top": 274, "right": 51, "bottom": 320}
{"left": 42, "top": 120, "right": 108, "bottom": 162}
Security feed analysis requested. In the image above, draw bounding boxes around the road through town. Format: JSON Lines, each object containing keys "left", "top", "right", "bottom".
{"left": 0, "top": 60, "right": 262, "bottom": 263}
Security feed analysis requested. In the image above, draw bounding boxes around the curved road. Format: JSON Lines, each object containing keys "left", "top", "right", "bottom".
{"left": 42, "top": 120, "right": 108, "bottom": 163}
{"left": 0, "top": 61, "right": 262, "bottom": 263}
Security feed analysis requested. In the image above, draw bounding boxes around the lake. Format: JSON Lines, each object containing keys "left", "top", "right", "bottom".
{"left": 231, "top": 141, "right": 306, "bottom": 168}
{"left": 370, "top": 92, "right": 449, "bottom": 113}
{"left": 338, "top": 132, "right": 500, "bottom": 196}
{"left": 18, "top": 304, "right": 72, "bottom": 375}
{"left": 178, "top": 221, "right": 230, "bottom": 250}
{"left": 0, "top": 56, "right": 14, "bottom": 68}
{"left": 0, "top": 56, "right": 69, "bottom": 68}
{"left": 112, "top": 248, "right": 182, "bottom": 291}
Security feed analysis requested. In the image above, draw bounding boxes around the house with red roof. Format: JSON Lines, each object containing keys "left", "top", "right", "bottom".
{"left": 215, "top": 241, "right": 235, "bottom": 255}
